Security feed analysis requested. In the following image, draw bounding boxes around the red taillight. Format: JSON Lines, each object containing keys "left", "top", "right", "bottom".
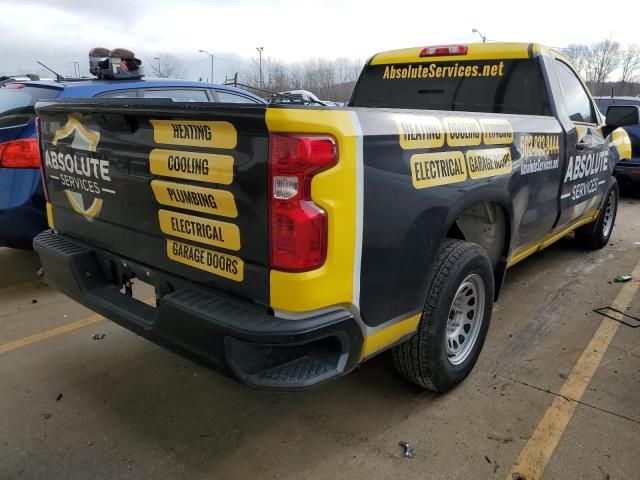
{"left": 5, "top": 83, "right": 26, "bottom": 89}
{"left": 0, "top": 138, "right": 41, "bottom": 168}
{"left": 420, "top": 45, "right": 468, "bottom": 57}
{"left": 631, "top": 169, "right": 640, "bottom": 175}
{"left": 269, "top": 134, "right": 337, "bottom": 272}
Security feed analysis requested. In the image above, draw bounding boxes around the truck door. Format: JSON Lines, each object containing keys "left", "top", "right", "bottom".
{"left": 553, "top": 58, "right": 609, "bottom": 228}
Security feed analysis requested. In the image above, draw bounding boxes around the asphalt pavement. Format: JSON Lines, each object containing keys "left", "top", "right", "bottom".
{"left": 1, "top": 197, "right": 639, "bottom": 480}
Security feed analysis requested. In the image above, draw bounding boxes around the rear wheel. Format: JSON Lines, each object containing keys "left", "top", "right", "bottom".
{"left": 575, "top": 180, "right": 619, "bottom": 249}
{"left": 392, "top": 239, "right": 494, "bottom": 392}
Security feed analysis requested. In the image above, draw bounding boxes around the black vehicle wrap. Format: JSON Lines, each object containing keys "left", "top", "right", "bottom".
{"left": 355, "top": 109, "right": 566, "bottom": 327}
{"left": 38, "top": 102, "right": 271, "bottom": 305}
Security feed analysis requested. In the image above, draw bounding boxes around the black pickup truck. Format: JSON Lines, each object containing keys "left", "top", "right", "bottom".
{"left": 34, "top": 42, "right": 633, "bottom": 392}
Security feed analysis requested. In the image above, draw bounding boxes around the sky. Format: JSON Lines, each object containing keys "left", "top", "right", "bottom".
{"left": 1, "top": 0, "right": 639, "bottom": 81}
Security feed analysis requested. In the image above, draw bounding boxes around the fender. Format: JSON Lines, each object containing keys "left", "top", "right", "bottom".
{"left": 440, "top": 193, "right": 515, "bottom": 300}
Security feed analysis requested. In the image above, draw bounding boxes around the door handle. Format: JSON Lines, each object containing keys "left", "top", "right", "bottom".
{"left": 576, "top": 141, "right": 590, "bottom": 150}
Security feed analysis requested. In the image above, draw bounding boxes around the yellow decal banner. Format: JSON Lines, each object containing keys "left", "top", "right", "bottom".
{"left": 158, "top": 209, "right": 240, "bottom": 251}
{"left": 480, "top": 118, "right": 514, "bottom": 145}
{"left": 151, "top": 180, "right": 238, "bottom": 218}
{"left": 410, "top": 151, "right": 467, "bottom": 189}
{"left": 150, "top": 120, "right": 237, "bottom": 149}
{"left": 443, "top": 117, "right": 482, "bottom": 147}
{"left": 167, "top": 239, "right": 244, "bottom": 282}
{"left": 150, "top": 149, "right": 234, "bottom": 185}
{"left": 396, "top": 115, "right": 444, "bottom": 149}
{"left": 466, "top": 148, "right": 512, "bottom": 179}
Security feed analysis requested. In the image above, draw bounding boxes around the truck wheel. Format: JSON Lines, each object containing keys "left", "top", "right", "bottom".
{"left": 575, "top": 180, "right": 619, "bottom": 249}
{"left": 392, "top": 239, "right": 494, "bottom": 392}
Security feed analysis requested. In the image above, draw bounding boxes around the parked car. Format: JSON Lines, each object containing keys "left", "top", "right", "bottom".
{"left": 0, "top": 74, "right": 41, "bottom": 86}
{"left": 269, "top": 89, "right": 328, "bottom": 105}
{"left": 0, "top": 78, "right": 264, "bottom": 249}
{"left": 321, "top": 100, "right": 345, "bottom": 107}
{"left": 595, "top": 96, "right": 640, "bottom": 193}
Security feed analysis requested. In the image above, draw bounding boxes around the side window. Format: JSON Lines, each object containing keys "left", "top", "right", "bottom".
{"left": 555, "top": 61, "right": 596, "bottom": 124}
{"left": 142, "top": 89, "right": 209, "bottom": 102}
{"left": 216, "top": 91, "right": 259, "bottom": 104}
{"left": 96, "top": 90, "right": 137, "bottom": 98}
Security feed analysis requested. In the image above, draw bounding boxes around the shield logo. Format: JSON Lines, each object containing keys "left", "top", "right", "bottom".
{"left": 52, "top": 117, "right": 104, "bottom": 222}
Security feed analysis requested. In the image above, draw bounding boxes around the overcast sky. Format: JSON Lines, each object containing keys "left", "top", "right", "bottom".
{"left": 1, "top": 0, "right": 638, "bottom": 81}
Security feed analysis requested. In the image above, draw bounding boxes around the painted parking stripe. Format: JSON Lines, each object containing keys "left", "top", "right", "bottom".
{"left": 0, "top": 297, "right": 155, "bottom": 355}
{"left": 0, "top": 314, "right": 104, "bottom": 355}
{"left": 0, "top": 280, "right": 41, "bottom": 296}
{"left": 506, "top": 259, "right": 640, "bottom": 479}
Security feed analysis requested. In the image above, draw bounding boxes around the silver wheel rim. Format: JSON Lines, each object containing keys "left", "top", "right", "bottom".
{"left": 445, "top": 274, "right": 485, "bottom": 366}
{"left": 602, "top": 190, "right": 616, "bottom": 238}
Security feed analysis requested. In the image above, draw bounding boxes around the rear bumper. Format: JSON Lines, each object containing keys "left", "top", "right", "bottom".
{"left": 34, "top": 230, "right": 363, "bottom": 389}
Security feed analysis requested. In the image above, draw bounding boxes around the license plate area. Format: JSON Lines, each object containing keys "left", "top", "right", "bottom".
{"left": 110, "top": 261, "right": 160, "bottom": 309}
{"left": 128, "top": 278, "right": 157, "bottom": 307}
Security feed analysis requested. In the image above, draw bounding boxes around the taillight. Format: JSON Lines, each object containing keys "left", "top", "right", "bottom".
{"left": 420, "top": 45, "right": 468, "bottom": 57}
{"left": 0, "top": 138, "right": 41, "bottom": 168}
{"left": 269, "top": 134, "right": 337, "bottom": 272}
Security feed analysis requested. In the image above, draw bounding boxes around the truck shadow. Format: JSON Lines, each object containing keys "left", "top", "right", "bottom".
{"left": 0, "top": 247, "right": 41, "bottom": 288}
{"left": 60, "top": 343, "right": 434, "bottom": 480}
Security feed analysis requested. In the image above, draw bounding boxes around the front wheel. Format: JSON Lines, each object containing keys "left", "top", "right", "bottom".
{"left": 575, "top": 180, "right": 619, "bottom": 249}
{"left": 392, "top": 239, "right": 494, "bottom": 392}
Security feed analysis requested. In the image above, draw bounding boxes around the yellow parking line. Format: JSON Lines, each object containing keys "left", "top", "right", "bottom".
{"left": 0, "top": 280, "right": 41, "bottom": 296}
{"left": 0, "top": 296, "right": 155, "bottom": 355}
{"left": 506, "top": 261, "right": 640, "bottom": 480}
{"left": 0, "top": 314, "right": 104, "bottom": 355}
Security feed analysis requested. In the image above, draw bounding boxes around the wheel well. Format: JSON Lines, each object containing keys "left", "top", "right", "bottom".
{"left": 446, "top": 202, "right": 509, "bottom": 270}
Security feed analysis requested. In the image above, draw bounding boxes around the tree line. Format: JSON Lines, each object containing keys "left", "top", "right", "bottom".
{"left": 563, "top": 40, "right": 640, "bottom": 96}
{"left": 242, "top": 57, "right": 364, "bottom": 102}
{"left": 149, "top": 41, "right": 640, "bottom": 101}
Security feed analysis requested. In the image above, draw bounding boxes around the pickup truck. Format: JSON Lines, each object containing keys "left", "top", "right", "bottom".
{"left": 34, "top": 42, "right": 633, "bottom": 392}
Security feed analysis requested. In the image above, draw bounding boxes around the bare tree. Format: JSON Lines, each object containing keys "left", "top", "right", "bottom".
{"left": 588, "top": 39, "right": 620, "bottom": 94}
{"left": 564, "top": 44, "right": 590, "bottom": 79}
{"left": 620, "top": 44, "right": 640, "bottom": 94}
{"left": 242, "top": 56, "right": 362, "bottom": 102}
{"left": 149, "top": 54, "right": 185, "bottom": 79}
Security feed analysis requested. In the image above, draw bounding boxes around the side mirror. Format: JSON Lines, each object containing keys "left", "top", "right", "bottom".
{"left": 606, "top": 105, "right": 640, "bottom": 128}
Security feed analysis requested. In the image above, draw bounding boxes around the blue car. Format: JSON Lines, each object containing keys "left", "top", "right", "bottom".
{"left": 0, "top": 79, "right": 265, "bottom": 249}
{"left": 596, "top": 96, "right": 640, "bottom": 194}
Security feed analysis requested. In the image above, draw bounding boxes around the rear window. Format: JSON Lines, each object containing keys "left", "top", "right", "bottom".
{"left": 0, "top": 85, "right": 59, "bottom": 127}
{"left": 142, "top": 89, "right": 209, "bottom": 102}
{"left": 216, "top": 90, "right": 259, "bottom": 104}
{"left": 350, "top": 59, "right": 551, "bottom": 116}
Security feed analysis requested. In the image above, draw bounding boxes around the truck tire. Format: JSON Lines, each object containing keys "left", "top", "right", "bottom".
{"left": 575, "top": 180, "right": 619, "bottom": 250}
{"left": 392, "top": 239, "right": 494, "bottom": 392}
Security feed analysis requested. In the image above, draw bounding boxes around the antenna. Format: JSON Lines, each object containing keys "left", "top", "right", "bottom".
{"left": 37, "top": 61, "right": 63, "bottom": 81}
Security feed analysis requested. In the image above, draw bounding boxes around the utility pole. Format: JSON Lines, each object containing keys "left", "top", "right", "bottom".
{"left": 199, "top": 49, "right": 214, "bottom": 83}
{"left": 472, "top": 28, "right": 487, "bottom": 43}
{"left": 153, "top": 57, "right": 161, "bottom": 77}
{"left": 256, "top": 46, "right": 264, "bottom": 88}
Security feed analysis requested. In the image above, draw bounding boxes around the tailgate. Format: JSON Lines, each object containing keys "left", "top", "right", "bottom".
{"left": 36, "top": 101, "right": 270, "bottom": 305}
